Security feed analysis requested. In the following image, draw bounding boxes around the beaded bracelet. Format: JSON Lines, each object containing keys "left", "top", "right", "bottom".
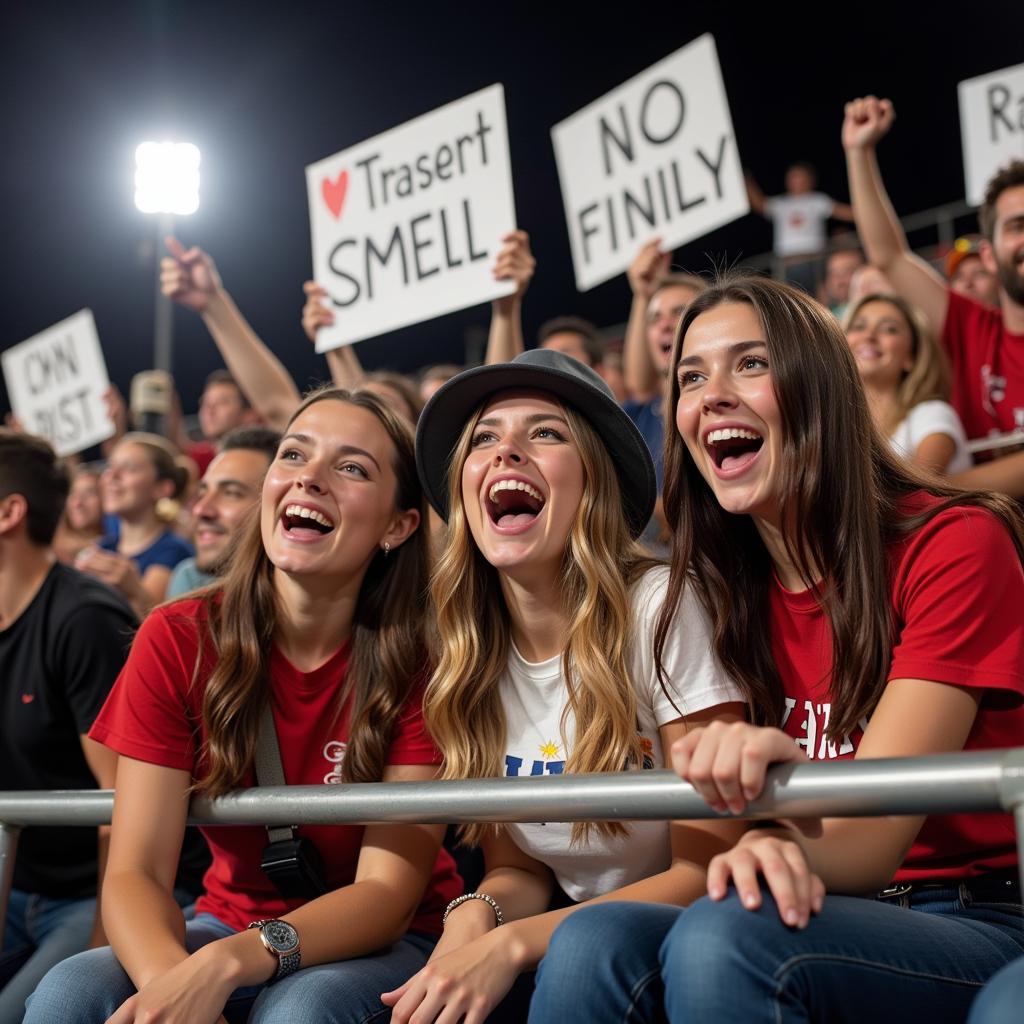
{"left": 442, "top": 891, "right": 505, "bottom": 926}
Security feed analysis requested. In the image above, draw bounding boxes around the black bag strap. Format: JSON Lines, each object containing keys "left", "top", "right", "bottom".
{"left": 255, "top": 702, "right": 296, "bottom": 845}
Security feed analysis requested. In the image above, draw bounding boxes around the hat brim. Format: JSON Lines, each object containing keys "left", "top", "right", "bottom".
{"left": 415, "top": 362, "right": 657, "bottom": 539}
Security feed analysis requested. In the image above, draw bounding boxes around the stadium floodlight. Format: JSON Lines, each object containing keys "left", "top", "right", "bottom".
{"left": 134, "top": 141, "right": 200, "bottom": 215}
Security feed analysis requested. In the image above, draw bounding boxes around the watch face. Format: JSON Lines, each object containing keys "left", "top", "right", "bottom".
{"left": 263, "top": 920, "right": 299, "bottom": 954}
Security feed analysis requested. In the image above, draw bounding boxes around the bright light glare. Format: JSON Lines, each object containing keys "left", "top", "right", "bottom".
{"left": 134, "top": 142, "right": 201, "bottom": 215}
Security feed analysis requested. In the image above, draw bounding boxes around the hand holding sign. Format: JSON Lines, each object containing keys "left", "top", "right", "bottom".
{"left": 161, "top": 236, "right": 223, "bottom": 313}
{"left": 841, "top": 96, "right": 896, "bottom": 152}
{"left": 301, "top": 281, "right": 335, "bottom": 343}
{"left": 491, "top": 230, "right": 536, "bottom": 310}
{"left": 627, "top": 237, "right": 672, "bottom": 301}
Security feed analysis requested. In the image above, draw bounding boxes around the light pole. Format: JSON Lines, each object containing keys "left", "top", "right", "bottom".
{"left": 134, "top": 142, "right": 200, "bottom": 373}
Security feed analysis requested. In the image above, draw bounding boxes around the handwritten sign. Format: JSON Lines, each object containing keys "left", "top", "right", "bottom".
{"left": 2, "top": 310, "right": 114, "bottom": 456}
{"left": 551, "top": 34, "right": 747, "bottom": 292}
{"left": 306, "top": 84, "right": 517, "bottom": 351}
{"left": 959, "top": 62, "right": 1024, "bottom": 207}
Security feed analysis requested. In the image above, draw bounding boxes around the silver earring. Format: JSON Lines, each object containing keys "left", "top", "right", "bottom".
{"left": 383, "top": 541, "right": 391, "bottom": 557}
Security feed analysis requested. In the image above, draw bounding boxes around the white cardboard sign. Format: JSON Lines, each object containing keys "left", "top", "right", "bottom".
{"left": 551, "top": 34, "right": 748, "bottom": 292}
{"left": 306, "top": 84, "right": 517, "bottom": 351}
{"left": 2, "top": 309, "right": 114, "bottom": 456}
{"left": 959, "top": 62, "right": 1024, "bottom": 207}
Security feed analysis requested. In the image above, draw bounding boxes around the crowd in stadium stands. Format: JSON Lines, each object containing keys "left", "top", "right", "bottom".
{"left": 1, "top": 95, "right": 1023, "bottom": 1023}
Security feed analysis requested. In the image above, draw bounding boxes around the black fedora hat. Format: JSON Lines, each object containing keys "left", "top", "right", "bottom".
{"left": 415, "top": 349, "right": 656, "bottom": 538}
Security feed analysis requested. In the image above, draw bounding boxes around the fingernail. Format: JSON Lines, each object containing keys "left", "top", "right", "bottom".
{"left": 708, "top": 886, "right": 724, "bottom": 900}
{"left": 744, "top": 894, "right": 758, "bottom": 908}
{"left": 785, "top": 909, "right": 798, "bottom": 926}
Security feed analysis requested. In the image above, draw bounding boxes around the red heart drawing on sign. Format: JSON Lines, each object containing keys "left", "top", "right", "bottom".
{"left": 322, "top": 170, "right": 349, "bottom": 220}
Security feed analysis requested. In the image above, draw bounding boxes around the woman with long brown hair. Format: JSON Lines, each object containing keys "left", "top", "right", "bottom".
{"left": 382, "top": 350, "right": 745, "bottom": 1023}
{"left": 529, "top": 274, "right": 1024, "bottom": 1024}
{"left": 26, "top": 388, "right": 460, "bottom": 1024}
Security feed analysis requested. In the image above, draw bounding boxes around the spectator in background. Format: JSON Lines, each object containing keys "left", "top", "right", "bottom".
{"left": 166, "top": 426, "right": 280, "bottom": 598}
{"left": 78, "top": 433, "right": 192, "bottom": 617}
{"left": 947, "top": 237, "right": 999, "bottom": 308}
{"left": 184, "top": 370, "right": 254, "bottom": 475}
{"left": 0, "top": 431, "right": 135, "bottom": 1023}
{"left": 847, "top": 263, "right": 897, "bottom": 306}
{"left": 535, "top": 316, "right": 605, "bottom": 368}
{"left": 843, "top": 96, "right": 1024, "bottom": 495}
{"left": 822, "top": 246, "right": 864, "bottom": 319}
{"left": 53, "top": 466, "right": 104, "bottom": 566}
{"left": 746, "top": 162, "right": 855, "bottom": 291}
{"left": 418, "top": 364, "right": 463, "bottom": 405}
{"left": 845, "top": 293, "right": 971, "bottom": 474}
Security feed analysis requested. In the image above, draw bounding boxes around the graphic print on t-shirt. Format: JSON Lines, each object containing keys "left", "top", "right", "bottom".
{"left": 322, "top": 739, "right": 347, "bottom": 784}
{"left": 506, "top": 738, "right": 565, "bottom": 777}
{"left": 780, "top": 697, "right": 870, "bottom": 761}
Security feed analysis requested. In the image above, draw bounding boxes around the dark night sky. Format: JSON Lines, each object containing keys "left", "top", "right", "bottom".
{"left": 2, "top": 0, "right": 1022, "bottom": 418}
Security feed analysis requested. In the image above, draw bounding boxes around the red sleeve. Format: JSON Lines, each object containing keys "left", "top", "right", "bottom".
{"left": 940, "top": 288, "right": 986, "bottom": 365}
{"left": 89, "top": 604, "right": 204, "bottom": 772}
{"left": 889, "top": 507, "right": 1024, "bottom": 698}
{"left": 385, "top": 672, "right": 442, "bottom": 766}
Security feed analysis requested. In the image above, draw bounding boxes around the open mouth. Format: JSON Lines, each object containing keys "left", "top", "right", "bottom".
{"left": 486, "top": 479, "right": 546, "bottom": 529}
{"left": 705, "top": 427, "right": 764, "bottom": 472}
{"left": 280, "top": 503, "right": 335, "bottom": 538}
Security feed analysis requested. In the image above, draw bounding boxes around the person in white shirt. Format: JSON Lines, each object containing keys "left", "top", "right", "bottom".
{"left": 382, "top": 349, "right": 745, "bottom": 1024}
{"left": 845, "top": 293, "right": 971, "bottom": 475}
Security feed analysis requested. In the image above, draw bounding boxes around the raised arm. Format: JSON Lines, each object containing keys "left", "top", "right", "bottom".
{"left": 624, "top": 239, "right": 671, "bottom": 401}
{"left": 301, "top": 280, "right": 365, "bottom": 389}
{"left": 483, "top": 230, "right": 535, "bottom": 365}
{"left": 842, "top": 98, "right": 949, "bottom": 337}
{"left": 161, "top": 237, "right": 300, "bottom": 431}
{"left": 745, "top": 172, "right": 768, "bottom": 217}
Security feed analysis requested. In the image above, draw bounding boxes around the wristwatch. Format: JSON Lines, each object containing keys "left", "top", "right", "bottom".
{"left": 247, "top": 918, "right": 301, "bottom": 981}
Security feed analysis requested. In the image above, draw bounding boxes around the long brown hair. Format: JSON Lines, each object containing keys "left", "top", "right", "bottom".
{"left": 424, "top": 399, "right": 657, "bottom": 844}
{"left": 191, "top": 387, "right": 429, "bottom": 796}
{"left": 844, "top": 293, "right": 950, "bottom": 434}
{"left": 655, "top": 274, "right": 1024, "bottom": 739}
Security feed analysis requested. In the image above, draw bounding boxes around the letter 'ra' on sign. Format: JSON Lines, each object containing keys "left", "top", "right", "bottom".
{"left": 550, "top": 34, "right": 748, "bottom": 292}
{"left": 1, "top": 310, "right": 115, "bottom": 457}
{"left": 305, "top": 84, "right": 517, "bottom": 352}
{"left": 958, "top": 61, "right": 1024, "bottom": 208}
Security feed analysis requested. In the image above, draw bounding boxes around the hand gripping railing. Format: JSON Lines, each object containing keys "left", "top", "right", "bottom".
{"left": 2, "top": 748, "right": 1023, "bottom": 925}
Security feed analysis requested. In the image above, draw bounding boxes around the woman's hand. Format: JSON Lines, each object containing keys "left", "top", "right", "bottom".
{"left": 161, "top": 237, "right": 223, "bottom": 314}
{"left": 78, "top": 548, "right": 144, "bottom": 602}
{"left": 627, "top": 237, "right": 670, "bottom": 301}
{"left": 302, "top": 281, "right": 334, "bottom": 342}
{"left": 706, "top": 828, "right": 825, "bottom": 929}
{"left": 105, "top": 944, "right": 236, "bottom": 1024}
{"left": 671, "top": 721, "right": 804, "bottom": 814}
{"left": 491, "top": 230, "right": 535, "bottom": 311}
{"left": 381, "top": 928, "right": 522, "bottom": 1024}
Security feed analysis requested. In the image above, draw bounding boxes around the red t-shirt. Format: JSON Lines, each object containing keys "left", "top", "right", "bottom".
{"left": 941, "top": 289, "right": 1024, "bottom": 441}
{"left": 90, "top": 598, "right": 460, "bottom": 932}
{"left": 770, "top": 495, "right": 1024, "bottom": 881}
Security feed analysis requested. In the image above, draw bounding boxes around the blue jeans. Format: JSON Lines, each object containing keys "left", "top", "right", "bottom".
{"left": 968, "top": 956, "right": 1024, "bottom": 1024}
{"left": 530, "top": 889, "right": 1024, "bottom": 1024}
{"left": 1, "top": 888, "right": 98, "bottom": 1024}
{"left": 24, "top": 912, "right": 436, "bottom": 1024}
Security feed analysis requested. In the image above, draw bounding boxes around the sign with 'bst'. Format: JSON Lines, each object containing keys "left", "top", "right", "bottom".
{"left": 2, "top": 309, "right": 114, "bottom": 456}
{"left": 552, "top": 34, "right": 748, "bottom": 292}
{"left": 306, "top": 84, "right": 517, "bottom": 352}
{"left": 959, "top": 62, "right": 1024, "bottom": 208}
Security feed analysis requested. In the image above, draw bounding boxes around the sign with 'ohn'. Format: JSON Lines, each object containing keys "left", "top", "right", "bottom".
{"left": 552, "top": 34, "right": 747, "bottom": 292}
{"left": 959, "top": 62, "right": 1024, "bottom": 207}
{"left": 306, "top": 84, "right": 517, "bottom": 351}
{"left": 2, "top": 310, "right": 114, "bottom": 456}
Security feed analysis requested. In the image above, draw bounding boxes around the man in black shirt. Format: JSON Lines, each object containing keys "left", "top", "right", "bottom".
{"left": 0, "top": 431, "right": 136, "bottom": 1021}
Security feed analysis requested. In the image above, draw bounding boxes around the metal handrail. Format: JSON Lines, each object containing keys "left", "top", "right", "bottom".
{"left": 2, "top": 748, "right": 1023, "bottom": 926}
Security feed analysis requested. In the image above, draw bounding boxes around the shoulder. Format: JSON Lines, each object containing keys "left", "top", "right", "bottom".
{"left": 944, "top": 288, "right": 1002, "bottom": 334}
{"left": 135, "top": 597, "right": 209, "bottom": 653}
{"left": 146, "top": 532, "right": 194, "bottom": 567}
{"left": 629, "top": 564, "right": 671, "bottom": 618}
{"left": 48, "top": 565, "right": 136, "bottom": 631}
{"left": 904, "top": 400, "right": 966, "bottom": 436}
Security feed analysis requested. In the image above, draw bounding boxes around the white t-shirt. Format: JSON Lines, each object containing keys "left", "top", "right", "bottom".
{"left": 498, "top": 566, "right": 742, "bottom": 902}
{"left": 764, "top": 192, "right": 835, "bottom": 257}
{"left": 890, "top": 400, "right": 972, "bottom": 474}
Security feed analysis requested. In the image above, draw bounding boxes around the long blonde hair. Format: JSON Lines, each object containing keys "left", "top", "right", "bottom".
{"left": 423, "top": 399, "right": 657, "bottom": 844}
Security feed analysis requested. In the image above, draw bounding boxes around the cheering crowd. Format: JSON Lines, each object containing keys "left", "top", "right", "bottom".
{"left": 1, "top": 95, "right": 1023, "bottom": 1023}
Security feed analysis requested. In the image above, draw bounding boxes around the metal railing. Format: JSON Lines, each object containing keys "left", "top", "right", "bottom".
{"left": 2, "top": 748, "right": 1023, "bottom": 926}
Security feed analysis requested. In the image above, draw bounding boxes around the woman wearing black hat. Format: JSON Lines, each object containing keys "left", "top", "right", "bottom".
{"left": 382, "top": 349, "right": 747, "bottom": 1023}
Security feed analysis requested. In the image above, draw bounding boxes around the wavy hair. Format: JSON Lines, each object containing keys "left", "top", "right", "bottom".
{"left": 191, "top": 387, "right": 429, "bottom": 797}
{"left": 655, "top": 274, "right": 1024, "bottom": 740}
{"left": 424, "top": 399, "right": 657, "bottom": 844}
{"left": 844, "top": 292, "right": 950, "bottom": 434}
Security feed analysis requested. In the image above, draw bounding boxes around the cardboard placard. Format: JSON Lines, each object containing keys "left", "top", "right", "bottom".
{"left": 2, "top": 309, "right": 114, "bottom": 456}
{"left": 959, "top": 62, "right": 1024, "bottom": 207}
{"left": 551, "top": 34, "right": 748, "bottom": 292}
{"left": 307, "top": 84, "right": 517, "bottom": 351}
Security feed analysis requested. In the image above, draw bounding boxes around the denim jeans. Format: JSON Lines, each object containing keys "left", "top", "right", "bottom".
{"left": 530, "top": 888, "right": 1024, "bottom": 1024}
{"left": 24, "top": 912, "right": 436, "bottom": 1024}
{"left": 968, "top": 955, "right": 1024, "bottom": 1024}
{"left": 0, "top": 888, "right": 98, "bottom": 1024}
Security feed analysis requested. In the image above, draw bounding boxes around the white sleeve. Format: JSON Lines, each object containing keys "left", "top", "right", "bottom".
{"left": 630, "top": 567, "right": 745, "bottom": 727}
{"left": 905, "top": 401, "right": 967, "bottom": 447}
{"left": 816, "top": 193, "right": 836, "bottom": 217}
